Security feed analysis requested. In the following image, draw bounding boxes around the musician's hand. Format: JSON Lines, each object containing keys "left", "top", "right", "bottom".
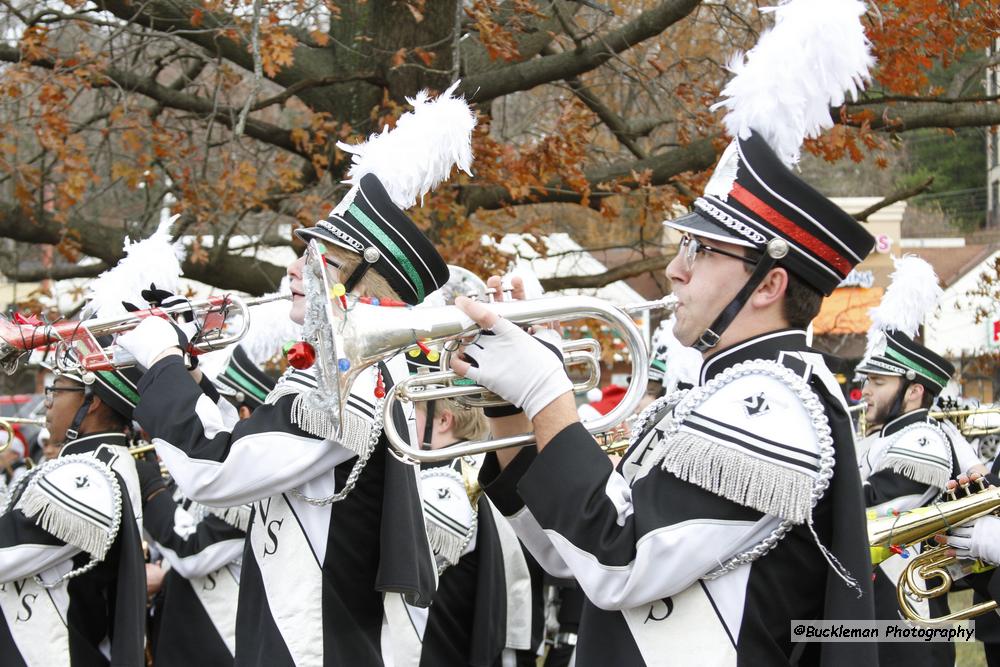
{"left": 146, "top": 562, "right": 166, "bottom": 599}
{"left": 117, "top": 316, "right": 188, "bottom": 371}
{"left": 140, "top": 284, "right": 195, "bottom": 323}
{"left": 943, "top": 515, "right": 1000, "bottom": 566}
{"left": 450, "top": 296, "right": 572, "bottom": 420}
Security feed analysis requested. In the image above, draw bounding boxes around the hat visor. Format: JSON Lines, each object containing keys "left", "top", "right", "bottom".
{"left": 294, "top": 227, "right": 361, "bottom": 256}
{"left": 663, "top": 210, "right": 757, "bottom": 249}
{"left": 854, "top": 358, "right": 905, "bottom": 378}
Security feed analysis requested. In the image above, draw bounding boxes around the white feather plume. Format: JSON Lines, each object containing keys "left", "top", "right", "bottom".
{"left": 332, "top": 81, "right": 476, "bottom": 215}
{"left": 712, "top": 0, "right": 874, "bottom": 166}
{"left": 83, "top": 216, "right": 186, "bottom": 319}
{"left": 864, "top": 255, "right": 942, "bottom": 357}
{"left": 650, "top": 317, "right": 702, "bottom": 391}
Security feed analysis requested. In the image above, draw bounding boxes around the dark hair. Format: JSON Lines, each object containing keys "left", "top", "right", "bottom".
{"left": 919, "top": 386, "right": 936, "bottom": 409}
{"left": 740, "top": 254, "right": 823, "bottom": 329}
{"left": 782, "top": 270, "right": 824, "bottom": 329}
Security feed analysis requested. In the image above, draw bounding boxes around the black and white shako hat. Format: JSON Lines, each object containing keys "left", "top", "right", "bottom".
{"left": 666, "top": 132, "right": 875, "bottom": 297}
{"left": 856, "top": 330, "right": 954, "bottom": 394}
{"left": 296, "top": 173, "right": 450, "bottom": 306}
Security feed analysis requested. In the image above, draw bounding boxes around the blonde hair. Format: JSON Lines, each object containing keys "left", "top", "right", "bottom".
{"left": 324, "top": 244, "right": 398, "bottom": 301}
{"left": 421, "top": 397, "right": 489, "bottom": 443}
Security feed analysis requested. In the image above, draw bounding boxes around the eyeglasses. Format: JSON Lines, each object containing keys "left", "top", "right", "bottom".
{"left": 44, "top": 385, "right": 85, "bottom": 406}
{"left": 678, "top": 234, "right": 758, "bottom": 272}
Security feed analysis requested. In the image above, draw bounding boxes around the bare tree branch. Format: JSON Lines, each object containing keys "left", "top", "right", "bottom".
{"left": 560, "top": 68, "right": 647, "bottom": 158}
{"left": 0, "top": 204, "right": 287, "bottom": 295}
{"left": 853, "top": 177, "right": 934, "bottom": 222}
{"left": 539, "top": 252, "right": 671, "bottom": 290}
{"left": 842, "top": 99, "right": 1000, "bottom": 132}
{"left": 460, "top": 0, "right": 701, "bottom": 103}
{"left": 2, "top": 261, "right": 109, "bottom": 282}
{"left": 93, "top": 0, "right": 344, "bottom": 113}
{"left": 461, "top": 136, "right": 718, "bottom": 210}
{"left": 0, "top": 44, "right": 304, "bottom": 157}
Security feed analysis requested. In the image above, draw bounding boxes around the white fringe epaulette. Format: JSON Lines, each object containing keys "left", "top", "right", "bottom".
{"left": 878, "top": 422, "right": 952, "bottom": 490}
{"left": 420, "top": 464, "right": 477, "bottom": 573}
{"left": 638, "top": 360, "right": 860, "bottom": 594}
{"left": 265, "top": 366, "right": 374, "bottom": 457}
{"left": 649, "top": 360, "right": 831, "bottom": 525}
{"left": 15, "top": 455, "right": 122, "bottom": 562}
{"left": 206, "top": 504, "right": 253, "bottom": 533}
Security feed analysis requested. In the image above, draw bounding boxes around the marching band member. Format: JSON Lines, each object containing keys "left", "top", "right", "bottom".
{"left": 458, "top": 134, "right": 878, "bottom": 666}
{"left": 0, "top": 425, "right": 31, "bottom": 503}
{"left": 142, "top": 343, "right": 276, "bottom": 667}
{"left": 447, "top": 1, "right": 881, "bottom": 660}
{"left": 855, "top": 257, "right": 984, "bottom": 667}
{"left": 403, "top": 349, "right": 543, "bottom": 667}
{"left": 117, "top": 83, "right": 474, "bottom": 665}
{"left": 118, "top": 174, "right": 449, "bottom": 666}
{"left": 0, "top": 363, "right": 146, "bottom": 665}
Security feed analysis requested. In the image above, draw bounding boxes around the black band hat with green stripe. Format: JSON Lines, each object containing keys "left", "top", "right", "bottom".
{"left": 56, "top": 336, "right": 143, "bottom": 420}
{"left": 856, "top": 330, "right": 955, "bottom": 394}
{"left": 296, "top": 173, "right": 450, "bottom": 306}
{"left": 215, "top": 344, "right": 276, "bottom": 410}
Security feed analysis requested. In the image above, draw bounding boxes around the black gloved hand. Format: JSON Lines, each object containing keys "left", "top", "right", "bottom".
{"left": 140, "top": 284, "right": 195, "bottom": 323}
{"left": 135, "top": 452, "right": 168, "bottom": 504}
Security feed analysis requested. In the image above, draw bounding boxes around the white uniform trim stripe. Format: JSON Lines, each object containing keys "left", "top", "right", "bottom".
{"left": 681, "top": 416, "right": 820, "bottom": 472}
{"left": 737, "top": 140, "right": 863, "bottom": 263}
{"left": 355, "top": 185, "right": 436, "bottom": 279}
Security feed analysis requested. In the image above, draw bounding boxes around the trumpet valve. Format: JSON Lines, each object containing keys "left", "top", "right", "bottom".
{"left": 947, "top": 488, "right": 957, "bottom": 501}
{"left": 978, "top": 478, "right": 989, "bottom": 492}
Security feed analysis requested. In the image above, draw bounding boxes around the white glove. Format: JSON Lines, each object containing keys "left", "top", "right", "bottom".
{"left": 117, "top": 316, "right": 188, "bottom": 370}
{"left": 459, "top": 317, "right": 572, "bottom": 420}
{"left": 947, "top": 515, "right": 1000, "bottom": 566}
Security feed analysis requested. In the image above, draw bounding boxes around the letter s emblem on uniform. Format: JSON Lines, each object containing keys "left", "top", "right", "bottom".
{"left": 644, "top": 597, "right": 674, "bottom": 623}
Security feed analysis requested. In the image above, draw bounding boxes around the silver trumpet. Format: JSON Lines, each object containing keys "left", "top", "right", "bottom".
{"left": 299, "top": 243, "right": 673, "bottom": 463}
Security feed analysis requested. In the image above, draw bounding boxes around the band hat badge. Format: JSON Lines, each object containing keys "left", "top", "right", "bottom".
{"left": 663, "top": 0, "right": 876, "bottom": 298}
{"left": 296, "top": 82, "right": 475, "bottom": 306}
{"left": 856, "top": 255, "right": 953, "bottom": 393}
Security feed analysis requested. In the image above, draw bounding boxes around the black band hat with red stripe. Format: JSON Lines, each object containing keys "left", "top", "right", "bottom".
{"left": 666, "top": 132, "right": 875, "bottom": 298}
{"left": 855, "top": 330, "right": 954, "bottom": 394}
{"left": 296, "top": 173, "right": 450, "bottom": 306}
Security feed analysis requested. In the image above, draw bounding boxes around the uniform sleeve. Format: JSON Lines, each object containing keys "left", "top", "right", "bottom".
{"left": 135, "top": 355, "right": 357, "bottom": 506}
{"left": 143, "top": 490, "right": 245, "bottom": 578}
{"left": 484, "top": 422, "right": 780, "bottom": 611}
{"left": 0, "top": 507, "right": 79, "bottom": 582}
{"left": 863, "top": 469, "right": 935, "bottom": 513}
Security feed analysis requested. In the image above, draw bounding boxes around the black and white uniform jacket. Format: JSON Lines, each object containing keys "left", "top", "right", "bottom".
{"left": 861, "top": 409, "right": 964, "bottom": 667}
{"left": 1, "top": 461, "right": 31, "bottom": 507}
{"left": 396, "top": 458, "right": 541, "bottom": 667}
{"left": 145, "top": 483, "right": 248, "bottom": 666}
{"left": 0, "top": 432, "right": 145, "bottom": 666}
{"left": 134, "top": 354, "right": 436, "bottom": 667}
{"left": 481, "top": 330, "right": 877, "bottom": 667}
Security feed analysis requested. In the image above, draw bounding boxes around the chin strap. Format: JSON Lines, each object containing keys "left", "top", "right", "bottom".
{"left": 343, "top": 247, "right": 381, "bottom": 294}
{"left": 421, "top": 400, "right": 436, "bottom": 451}
{"left": 694, "top": 238, "right": 790, "bottom": 352}
{"left": 64, "top": 384, "right": 94, "bottom": 442}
